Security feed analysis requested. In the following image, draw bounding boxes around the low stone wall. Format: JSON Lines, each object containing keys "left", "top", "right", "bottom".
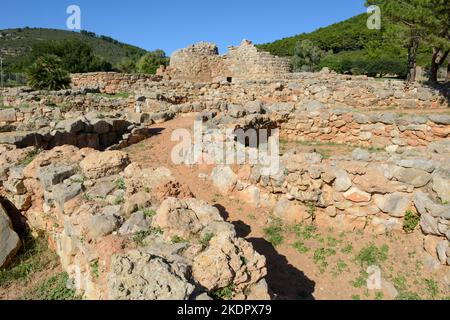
{"left": 273, "top": 102, "right": 450, "bottom": 149}
{"left": 71, "top": 72, "right": 162, "bottom": 93}
{"left": 209, "top": 142, "right": 450, "bottom": 268}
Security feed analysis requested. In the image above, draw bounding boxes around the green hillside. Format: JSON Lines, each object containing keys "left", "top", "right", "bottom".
{"left": 0, "top": 27, "right": 148, "bottom": 67}
{"left": 257, "top": 14, "right": 376, "bottom": 57}
{"left": 256, "top": 13, "right": 432, "bottom": 75}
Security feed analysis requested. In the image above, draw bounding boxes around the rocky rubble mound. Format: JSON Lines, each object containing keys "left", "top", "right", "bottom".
{"left": 0, "top": 145, "right": 269, "bottom": 300}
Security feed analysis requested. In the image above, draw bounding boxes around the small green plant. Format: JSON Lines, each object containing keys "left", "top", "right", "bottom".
{"left": 143, "top": 208, "right": 156, "bottom": 219}
{"left": 352, "top": 271, "right": 369, "bottom": 288}
{"left": 263, "top": 218, "right": 284, "bottom": 247}
{"left": 115, "top": 177, "right": 126, "bottom": 190}
{"left": 293, "top": 223, "right": 317, "bottom": 240}
{"left": 113, "top": 195, "right": 125, "bottom": 205}
{"left": 375, "top": 291, "right": 384, "bottom": 300}
{"left": 313, "top": 247, "right": 336, "bottom": 273}
{"left": 326, "top": 236, "right": 341, "bottom": 247}
{"left": 171, "top": 235, "right": 187, "bottom": 244}
{"left": 341, "top": 244, "right": 353, "bottom": 254}
{"left": 352, "top": 295, "right": 361, "bottom": 300}
{"left": 90, "top": 259, "right": 99, "bottom": 279}
{"left": 332, "top": 259, "right": 349, "bottom": 277}
{"left": 403, "top": 209, "right": 420, "bottom": 233}
{"left": 396, "top": 292, "right": 422, "bottom": 300}
{"left": 355, "top": 243, "right": 389, "bottom": 267}
{"left": 19, "top": 147, "right": 42, "bottom": 166}
{"left": 247, "top": 213, "right": 256, "bottom": 220}
{"left": 305, "top": 202, "right": 317, "bottom": 222}
{"left": 424, "top": 278, "right": 439, "bottom": 299}
{"left": 211, "top": 284, "right": 235, "bottom": 300}
{"left": 292, "top": 241, "right": 310, "bottom": 254}
{"left": 393, "top": 275, "right": 408, "bottom": 292}
{"left": 132, "top": 228, "right": 163, "bottom": 246}
{"left": 200, "top": 233, "right": 214, "bottom": 247}
{"left": 25, "top": 272, "right": 77, "bottom": 300}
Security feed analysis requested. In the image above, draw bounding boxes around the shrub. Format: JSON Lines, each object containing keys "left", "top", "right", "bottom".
{"left": 292, "top": 40, "right": 325, "bottom": 72}
{"left": 22, "top": 39, "right": 112, "bottom": 73}
{"left": 211, "top": 284, "right": 235, "bottom": 300}
{"left": 355, "top": 243, "right": 389, "bottom": 267}
{"left": 403, "top": 210, "right": 420, "bottom": 233}
{"left": 136, "top": 50, "right": 169, "bottom": 75}
{"left": 27, "top": 54, "right": 71, "bottom": 90}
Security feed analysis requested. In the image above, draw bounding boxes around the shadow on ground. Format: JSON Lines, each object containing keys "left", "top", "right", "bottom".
{"left": 213, "top": 203, "right": 316, "bottom": 300}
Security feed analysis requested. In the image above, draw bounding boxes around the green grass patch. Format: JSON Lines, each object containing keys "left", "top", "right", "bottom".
{"left": 355, "top": 243, "right": 389, "bottom": 267}
{"left": 0, "top": 234, "right": 58, "bottom": 287}
{"left": 313, "top": 247, "right": 336, "bottom": 273}
{"left": 293, "top": 223, "right": 318, "bottom": 240}
{"left": 263, "top": 217, "right": 284, "bottom": 247}
{"left": 23, "top": 272, "right": 78, "bottom": 300}
{"left": 19, "top": 147, "right": 42, "bottom": 167}
{"left": 424, "top": 278, "right": 440, "bottom": 299}
{"left": 292, "top": 241, "right": 310, "bottom": 254}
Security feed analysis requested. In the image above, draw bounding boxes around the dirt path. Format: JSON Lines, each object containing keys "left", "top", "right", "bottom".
{"left": 125, "top": 114, "right": 448, "bottom": 300}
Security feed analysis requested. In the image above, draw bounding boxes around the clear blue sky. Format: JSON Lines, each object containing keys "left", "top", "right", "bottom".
{"left": 0, "top": 0, "right": 367, "bottom": 55}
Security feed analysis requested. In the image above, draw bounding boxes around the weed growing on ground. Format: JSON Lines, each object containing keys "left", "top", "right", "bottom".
{"left": 263, "top": 217, "right": 284, "bottom": 247}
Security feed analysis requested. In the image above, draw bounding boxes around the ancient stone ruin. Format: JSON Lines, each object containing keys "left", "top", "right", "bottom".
{"left": 1, "top": 40, "right": 450, "bottom": 300}
{"left": 162, "top": 40, "right": 292, "bottom": 82}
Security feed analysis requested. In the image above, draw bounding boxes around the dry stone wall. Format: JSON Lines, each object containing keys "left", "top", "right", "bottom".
{"left": 71, "top": 72, "right": 162, "bottom": 93}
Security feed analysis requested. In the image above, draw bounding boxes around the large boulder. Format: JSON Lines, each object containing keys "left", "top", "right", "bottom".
{"left": 152, "top": 197, "right": 222, "bottom": 239}
{"left": 108, "top": 249, "right": 195, "bottom": 300}
{"left": 211, "top": 166, "right": 237, "bottom": 194}
{"left": 0, "top": 203, "right": 21, "bottom": 268}
{"left": 432, "top": 169, "right": 450, "bottom": 203}
{"left": 192, "top": 235, "right": 267, "bottom": 293}
{"left": 392, "top": 167, "right": 432, "bottom": 188}
{"left": 80, "top": 151, "right": 130, "bottom": 179}
{"left": 374, "top": 193, "right": 412, "bottom": 218}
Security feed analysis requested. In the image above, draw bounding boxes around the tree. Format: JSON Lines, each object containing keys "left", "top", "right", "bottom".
{"left": 27, "top": 54, "right": 71, "bottom": 90}
{"left": 117, "top": 59, "right": 137, "bottom": 73}
{"left": 136, "top": 50, "right": 169, "bottom": 75}
{"left": 365, "top": 0, "right": 424, "bottom": 82}
{"left": 418, "top": 0, "right": 450, "bottom": 82}
{"left": 20, "top": 39, "right": 112, "bottom": 73}
{"left": 366, "top": 0, "right": 450, "bottom": 82}
{"left": 292, "top": 40, "right": 325, "bottom": 72}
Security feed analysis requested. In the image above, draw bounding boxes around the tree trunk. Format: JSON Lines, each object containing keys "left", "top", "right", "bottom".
{"left": 429, "top": 48, "right": 449, "bottom": 83}
{"left": 446, "top": 56, "right": 450, "bottom": 83}
{"left": 406, "top": 30, "right": 419, "bottom": 83}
